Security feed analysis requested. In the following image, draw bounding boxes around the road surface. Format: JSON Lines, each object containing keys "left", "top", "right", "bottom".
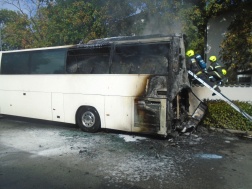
{"left": 0, "top": 115, "right": 252, "bottom": 189}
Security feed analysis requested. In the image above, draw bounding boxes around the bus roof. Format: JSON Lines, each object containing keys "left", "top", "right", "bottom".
{"left": 76, "top": 33, "right": 183, "bottom": 48}
{"left": 87, "top": 33, "right": 183, "bottom": 44}
{"left": 1, "top": 45, "right": 75, "bottom": 53}
{"left": 1, "top": 33, "right": 184, "bottom": 53}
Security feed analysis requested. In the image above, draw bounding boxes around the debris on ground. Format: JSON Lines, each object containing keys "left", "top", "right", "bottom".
{"left": 209, "top": 127, "right": 252, "bottom": 138}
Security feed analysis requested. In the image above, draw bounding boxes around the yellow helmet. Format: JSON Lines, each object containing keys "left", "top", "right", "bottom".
{"left": 222, "top": 69, "right": 227, "bottom": 75}
{"left": 209, "top": 56, "right": 217, "bottom": 62}
{"left": 186, "top": 50, "right": 194, "bottom": 57}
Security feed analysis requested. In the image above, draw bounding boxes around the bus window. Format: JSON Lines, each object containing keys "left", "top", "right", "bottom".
{"left": 111, "top": 44, "right": 169, "bottom": 74}
{"left": 1, "top": 51, "right": 30, "bottom": 74}
{"left": 66, "top": 48, "right": 110, "bottom": 74}
{"left": 30, "top": 49, "right": 66, "bottom": 74}
{"left": 78, "top": 56, "right": 109, "bottom": 74}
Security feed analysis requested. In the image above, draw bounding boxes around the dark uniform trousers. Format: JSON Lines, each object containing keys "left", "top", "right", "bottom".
{"left": 207, "top": 61, "right": 226, "bottom": 82}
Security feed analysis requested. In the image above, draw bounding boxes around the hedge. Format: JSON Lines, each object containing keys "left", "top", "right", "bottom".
{"left": 202, "top": 100, "right": 252, "bottom": 131}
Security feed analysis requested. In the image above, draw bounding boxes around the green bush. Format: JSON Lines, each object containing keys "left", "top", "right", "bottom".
{"left": 203, "top": 100, "right": 252, "bottom": 131}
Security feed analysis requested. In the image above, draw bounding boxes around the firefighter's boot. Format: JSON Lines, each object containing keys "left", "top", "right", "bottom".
{"left": 220, "top": 77, "right": 228, "bottom": 84}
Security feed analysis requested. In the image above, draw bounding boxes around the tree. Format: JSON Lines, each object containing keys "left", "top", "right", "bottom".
{"left": 1, "top": 0, "right": 251, "bottom": 70}
{"left": 204, "top": 0, "right": 252, "bottom": 69}
{"left": 0, "top": 1, "right": 109, "bottom": 48}
{"left": 126, "top": 0, "right": 206, "bottom": 55}
{"left": 0, "top": 9, "right": 32, "bottom": 50}
{"left": 40, "top": 2, "right": 108, "bottom": 45}
{"left": 1, "top": 0, "right": 205, "bottom": 49}
{"left": 219, "top": 1, "right": 252, "bottom": 69}
{"left": 52, "top": 0, "right": 139, "bottom": 37}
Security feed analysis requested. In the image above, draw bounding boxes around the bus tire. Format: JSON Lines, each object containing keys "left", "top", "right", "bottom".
{"left": 76, "top": 106, "right": 100, "bottom": 133}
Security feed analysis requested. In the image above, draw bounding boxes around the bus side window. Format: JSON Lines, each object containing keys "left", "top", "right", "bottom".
{"left": 30, "top": 49, "right": 66, "bottom": 74}
{"left": 1, "top": 52, "right": 30, "bottom": 74}
{"left": 66, "top": 53, "right": 78, "bottom": 74}
{"left": 111, "top": 53, "right": 132, "bottom": 74}
{"left": 66, "top": 48, "right": 110, "bottom": 74}
{"left": 111, "top": 44, "right": 169, "bottom": 74}
{"left": 78, "top": 56, "right": 109, "bottom": 74}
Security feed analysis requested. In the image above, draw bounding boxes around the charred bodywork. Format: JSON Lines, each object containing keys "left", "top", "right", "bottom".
{"left": 67, "top": 34, "right": 205, "bottom": 136}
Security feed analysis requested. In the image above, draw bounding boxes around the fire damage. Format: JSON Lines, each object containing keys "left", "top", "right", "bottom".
{"left": 66, "top": 34, "right": 206, "bottom": 136}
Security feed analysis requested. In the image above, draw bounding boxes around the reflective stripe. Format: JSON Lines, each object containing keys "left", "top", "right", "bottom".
{"left": 191, "top": 58, "right": 196, "bottom": 63}
{"left": 215, "top": 66, "right": 222, "bottom": 69}
{"left": 214, "top": 71, "right": 222, "bottom": 79}
{"left": 196, "top": 71, "right": 202, "bottom": 75}
{"left": 209, "top": 65, "right": 213, "bottom": 70}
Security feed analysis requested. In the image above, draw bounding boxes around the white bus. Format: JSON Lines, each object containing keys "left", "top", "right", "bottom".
{"left": 0, "top": 34, "right": 202, "bottom": 136}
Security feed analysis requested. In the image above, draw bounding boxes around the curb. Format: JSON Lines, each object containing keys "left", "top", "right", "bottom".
{"left": 209, "top": 127, "right": 252, "bottom": 138}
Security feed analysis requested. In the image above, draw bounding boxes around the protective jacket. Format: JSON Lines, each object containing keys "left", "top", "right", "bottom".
{"left": 187, "top": 56, "right": 217, "bottom": 88}
{"left": 207, "top": 61, "right": 226, "bottom": 81}
{"left": 187, "top": 56, "right": 203, "bottom": 76}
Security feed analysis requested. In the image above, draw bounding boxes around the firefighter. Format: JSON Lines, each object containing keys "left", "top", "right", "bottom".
{"left": 207, "top": 56, "right": 228, "bottom": 84}
{"left": 186, "top": 50, "right": 221, "bottom": 93}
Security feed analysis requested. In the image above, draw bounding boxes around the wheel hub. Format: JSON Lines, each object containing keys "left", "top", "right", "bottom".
{"left": 82, "top": 111, "right": 95, "bottom": 127}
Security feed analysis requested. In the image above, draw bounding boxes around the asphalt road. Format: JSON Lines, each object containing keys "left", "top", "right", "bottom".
{"left": 0, "top": 115, "right": 252, "bottom": 189}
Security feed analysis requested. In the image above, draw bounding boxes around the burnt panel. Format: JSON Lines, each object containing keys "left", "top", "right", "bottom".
{"left": 182, "top": 102, "right": 208, "bottom": 132}
{"left": 145, "top": 76, "right": 167, "bottom": 98}
{"left": 157, "top": 91, "right": 167, "bottom": 95}
{"left": 134, "top": 99, "right": 161, "bottom": 133}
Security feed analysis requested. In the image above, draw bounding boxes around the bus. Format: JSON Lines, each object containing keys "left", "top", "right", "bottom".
{"left": 0, "top": 34, "right": 203, "bottom": 136}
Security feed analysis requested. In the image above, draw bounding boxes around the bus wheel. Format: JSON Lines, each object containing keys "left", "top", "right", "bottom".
{"left": 77, "top": 106, "right": 100, "bottom": 133}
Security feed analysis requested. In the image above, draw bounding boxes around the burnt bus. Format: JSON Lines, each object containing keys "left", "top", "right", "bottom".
{"left": 0, "top": 33, "right": 206, "bottom": 136}
{"left": 71, "top": 33, "right": 206, "bottom": 135}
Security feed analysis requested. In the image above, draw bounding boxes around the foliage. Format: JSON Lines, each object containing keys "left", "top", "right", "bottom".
{"left": 220, "top": 3, "right": 252, "bottom": 69}
{"left": 124, "top": 0, "right": 206, "bottom": 54}
{"left": 203, "top": 100, "right": 252, "bottom": 131}
{"left": 53, "top": 0, "right": 139, "bottom": 36}
{"left": 102, "top": 0, "right": 138, "bottom": 36}
{"left": 0, "top": 9, "right": 33, "bottom": 50}
{"left": 0, "top": 0, "right": 251, "bottom": 69}
{"left": 0, "top": 2, "right": 108, "bottom": 49}
{"left": 0, "top": 0, "right": 216, "bottom": 51}
{"left": 0, "top": 9, "right": 17, "bottom": 23}
{"left": 43, "top": 2, "right": 108, "bottom": 45}
{"left": 180, "top": 4, "right": 206, "bottom": 55}
{"left": 204, "top": 0, "right": 252, "bottom": 69}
